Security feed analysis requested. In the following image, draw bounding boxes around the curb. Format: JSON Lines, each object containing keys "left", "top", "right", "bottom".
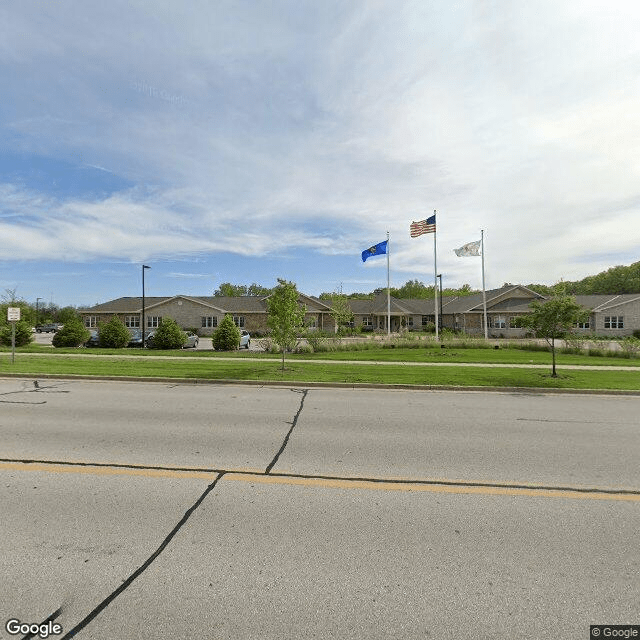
{"left": 2, "top": 372, "right": 639, "bottom": 396}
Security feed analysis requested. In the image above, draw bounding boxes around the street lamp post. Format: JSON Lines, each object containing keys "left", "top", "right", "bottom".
{"left": 36, "top": 297, "right": 42, "bottom": 327}
{"left": 142, "top": 265, "right": 151, "bottom": 347}
{"left": 436, "top": 274, "right": 443, "bottom": 331}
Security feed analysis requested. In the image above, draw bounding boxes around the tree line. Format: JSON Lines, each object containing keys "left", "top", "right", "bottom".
{"left": 214, "top": 261, "right": 640, "bottom": 300}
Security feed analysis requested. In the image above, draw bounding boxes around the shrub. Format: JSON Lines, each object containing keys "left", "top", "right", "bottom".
{"left": 617, "top": 336, "right": 640, "bottom": 358}
{"left": 294, "top": 343, "right": 314, "bottom": 355}
{"left": 212, "top": 315, "right": 241, "bottom": 351}
{"left": 52, "top": 319, "right": 90, "bottom": 347}
{"left": 149, "top": 318, "right": 186, "bottom": 349}
{"left": 0, "top": 320, "right": 34, "bottom": 347}
{"left": 305, "top": 330, "right": 330, "bottom": 352}
{"left": 98, "top": 317, "right": 130, "bottom": 348}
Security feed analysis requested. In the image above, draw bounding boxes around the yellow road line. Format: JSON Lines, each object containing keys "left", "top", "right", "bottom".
{"left": 0, "top": 461, "right": 217, "bottom": 481}
{"left": 2, "top": 461, "right": 638, "bottom": 502}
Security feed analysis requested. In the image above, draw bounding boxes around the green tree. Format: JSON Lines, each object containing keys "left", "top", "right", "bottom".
{"left": 329, "top": 293, "right": 354, "bottom": 335}
{"left": 212, "top": 314, "right": 241, "bottom": 350}
{"left": 98, "top": 316, "right": 130, "bottom": 348}
{"left": 57, "top": 306, "right": 82, "bottom": 324}
{"left": 520, "top": 294, "right": 589, "bottom": 377}
{"left": 52, "top": 319, "right": 90, "bottom": 348}
{"left": 0, "top": 320, "right": 33, "bottom": 347}
{"left": 267, "top": 279, "right": 306, "bottom": 370}
{"left": 149, "top": 317, "right": 186, "bottom": 349}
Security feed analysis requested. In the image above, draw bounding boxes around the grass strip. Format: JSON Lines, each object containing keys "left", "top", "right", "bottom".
{"left": 5, "top": 345, "right": 640, "bottom": 367}
{"left": 2, "top": 355, "right": 639, "bottom": 390}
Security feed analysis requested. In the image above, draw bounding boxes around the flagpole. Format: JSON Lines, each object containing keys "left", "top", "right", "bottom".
{"left": 433, "top": 210, "right": 438, "bottom": 342}
{"left": 386, "top": 230, "right": 391, "bottom": 336}
{"left": 481, "top": 229, "right": 488, "bottom": 340}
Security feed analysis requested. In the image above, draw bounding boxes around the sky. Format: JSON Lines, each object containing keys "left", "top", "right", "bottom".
{"left": 2, "top": 0, "right": 640, "bottom": 308}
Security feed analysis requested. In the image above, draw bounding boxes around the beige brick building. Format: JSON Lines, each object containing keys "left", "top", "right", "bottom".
{"left": 79, "top": 287, "right": 640, "bottom": 338}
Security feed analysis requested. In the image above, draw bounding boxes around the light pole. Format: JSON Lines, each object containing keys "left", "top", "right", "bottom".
{"left": 436, "top": 274, "right": 443, "bottom": 331}
{"left": 36, "top": 297, "right": 42, "bottom": 328}
{"left": 142, "top": 265, "right": 150, "bottom": 347}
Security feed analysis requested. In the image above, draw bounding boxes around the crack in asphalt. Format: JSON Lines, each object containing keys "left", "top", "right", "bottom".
{"left": 265, "top": 388, "right": 308, "bottom": 474}
{"left": 50, "top": 387, "right": 309, "bottom": 637}
{"left": 59, "top": 472, "right": 226, "bottom": 639}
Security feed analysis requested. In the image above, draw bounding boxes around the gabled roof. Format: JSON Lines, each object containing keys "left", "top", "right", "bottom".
{"left": 79, "top": 293, "right": 333, "bottom": 315}
{"left": 576, "top": 294, "right": 640, "bottom": 312}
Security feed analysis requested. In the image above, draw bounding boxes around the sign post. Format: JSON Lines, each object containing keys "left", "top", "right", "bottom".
{"left": 7, "top": 307, "right": 20, "bottom": 363}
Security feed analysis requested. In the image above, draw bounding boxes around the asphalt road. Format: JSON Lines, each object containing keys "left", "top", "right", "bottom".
{"left": 1, "top": 379, "right": 638, "bottom": 639}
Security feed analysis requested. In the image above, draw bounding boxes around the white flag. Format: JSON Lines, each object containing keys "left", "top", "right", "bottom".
{"left": 454, "top": 240, "right": 481, "bottom": 257}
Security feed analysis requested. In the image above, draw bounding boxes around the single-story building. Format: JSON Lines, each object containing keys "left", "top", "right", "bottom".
{"left": 78, "top": 293, "right": 336, "bottom": 336}
{"left": 78, "top": 287, "right": 640, "bottom": 338}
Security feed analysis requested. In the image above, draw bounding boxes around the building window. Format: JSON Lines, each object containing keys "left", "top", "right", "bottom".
{"left": 494, "top": 316, "right": 507, "bottom": 329}
{"left": 363, "top": 316, "right": 373, "bottom": 327}
{"left": 604, "top": 316, "right": 624, "bottom": 329}
{"left": 422, "top": 315, "right": 433, "bottom": 326}
{"left": 233, "top": 316, "right": 245, "bottom": 328}
{"left": 202, "top": 316, "right": 218, "bottom": 328}
{"left": 147, "top": 316, "right": 162, "bottom": 328}
{"left": 575, "top": 320, "right": 590, "bottom": 329}
{"left": 125, "top": 316, "right": 140, "bottom": 328}
{"left": 307, "top": 317, "right": 317, "bottom": 329}
{"left": 85, "top": 316, "right": 98, "bottom": 328}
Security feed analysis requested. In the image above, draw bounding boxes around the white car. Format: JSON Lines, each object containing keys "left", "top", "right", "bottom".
{"left": 239, "top": 330, "right": 250, "bottom": 349}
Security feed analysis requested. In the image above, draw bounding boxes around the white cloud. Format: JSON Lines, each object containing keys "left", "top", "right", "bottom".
{"left": 2, "top": 0, "right": 640, "bottom": 296}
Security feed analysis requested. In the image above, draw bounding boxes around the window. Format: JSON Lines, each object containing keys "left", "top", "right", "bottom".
{"left": 362, "top": 316, "right": 373, "bottom": 327}
{"left": 125, "top": 316, "right": 140, "bottom": 328}
{"left": 575, "top": 320, "right": 590, "bottom": 329}
{"left": 147, "top": 316, "right": 162, "bottom": 328}
{"left": 604, "top": 316, "right": 624, "bottom": 329}
{"left": 233, "top": 316, "right": 245, "bottom": 328}
{"left": 307, "top": 317, "right": 317, "bottom": 329}
{"left": 201, "top": 316, "right": 218, "bottom": 328}
{"left": 85, "top": 316, "right": 98, "bottom": 328}
{"left": 422, "top": 315, "right": 433, "bottom": 326}
{"left": 493, "top": 316, "right": 507, "bottom": 329}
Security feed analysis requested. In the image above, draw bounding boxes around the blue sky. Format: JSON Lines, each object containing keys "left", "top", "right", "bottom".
{"left": 2, "top": 1, "right": 640, "bottom": 308}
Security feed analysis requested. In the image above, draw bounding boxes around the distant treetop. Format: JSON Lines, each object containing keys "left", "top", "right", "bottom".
{"left": 213, "top": 282, "right": 273, "bottom": 297}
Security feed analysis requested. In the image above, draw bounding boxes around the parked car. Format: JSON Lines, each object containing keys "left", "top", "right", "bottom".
{"left": 142, "top": 330, "right": 157, "bottom": 348}
{"left": 35, "top": 323, "right": 62, "bottom": 333}
{"left": 182, "top": 332, "right": 199, "bottom": 348}
{"left": 239, "top": 330, "right": 250, "bottom": 349}
{"left": 84, "top": 330, "right": 99, "bottom": 347}
{"left": 127, "top": 329, "right": 156, "bottom": 347}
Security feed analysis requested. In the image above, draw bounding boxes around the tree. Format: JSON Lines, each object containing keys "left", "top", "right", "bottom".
{"left": 0, "top": 320, "right": 33, "bottom": 347}
{"left": 57, "top": 306, "right": 82, "bottom": 324}
{"left": 98, "top": 316, "right": 130, "bottom": 348}
{"left": 212, "top": 314, "right": 241, "bottom": 350}
{"left": 214, "top": 282, "right": 273, "bottom": 297}
{"left": 329, "top": 294, "right": 354, "bottom": 335}
{"left": 267, "top": 279, "right": 306, "bottom": 370}
{"left": 52, "top": 319, "right": 90, "bottom": 348}
{"left": 149, "top": 318, "right": 186, "bottom": 349}
{"left": 520, "top": 294, "right": 589, "bottom": 377}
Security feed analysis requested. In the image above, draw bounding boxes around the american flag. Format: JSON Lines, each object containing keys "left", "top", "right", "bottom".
{"left": 410, "top": 214, "right": 436, "bottom": 237}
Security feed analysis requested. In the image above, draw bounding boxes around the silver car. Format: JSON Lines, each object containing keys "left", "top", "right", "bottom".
{"left": 183, "top": 332, "right": 199, "bottom": 349}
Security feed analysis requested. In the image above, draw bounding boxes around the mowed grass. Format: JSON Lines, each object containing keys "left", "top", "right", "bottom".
{"left": 1, "top": 352, "right": 639, "bottom": 390}
{"left": 8, "top": 342, "right": 640, "bottom": 367}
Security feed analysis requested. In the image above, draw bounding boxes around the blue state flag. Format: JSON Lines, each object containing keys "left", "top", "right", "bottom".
{"left": 362, "top": 240, "right": 388, "bottom": 262}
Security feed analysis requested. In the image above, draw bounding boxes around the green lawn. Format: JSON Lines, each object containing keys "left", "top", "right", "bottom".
{"left": 1, "top": 349, "right": 639, "bottom": 391}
